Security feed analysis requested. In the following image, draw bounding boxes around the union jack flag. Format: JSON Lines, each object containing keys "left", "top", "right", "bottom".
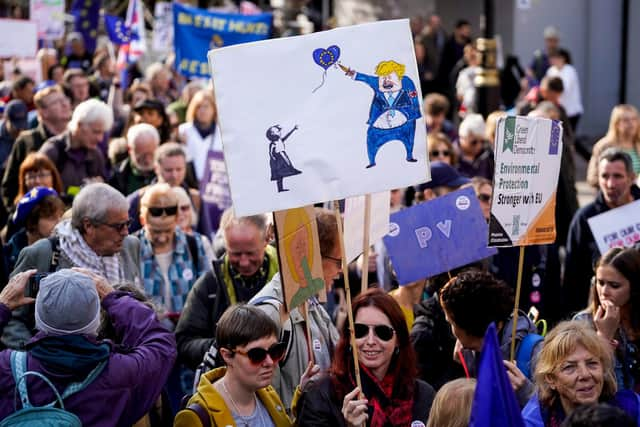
{"left": 116, "top": 0, "right": 147, "bottom": 88}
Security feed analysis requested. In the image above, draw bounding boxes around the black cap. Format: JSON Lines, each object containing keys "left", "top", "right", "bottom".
{"left": 133, "top": 99, "right": 165, "bottom": 114}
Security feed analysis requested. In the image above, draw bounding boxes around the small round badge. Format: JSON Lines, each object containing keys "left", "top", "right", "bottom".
{"left": 456, "top": 195, "right": 471, "bottom": 211}
{"left": 183, "top": 268, "right": 194, "bottom": 281}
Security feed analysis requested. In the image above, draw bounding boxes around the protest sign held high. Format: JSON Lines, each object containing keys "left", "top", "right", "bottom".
{"left": 174, "top": 3, "right": 273, "bottom": 78}
{"left": 209, "top": 19, "right": 428, "bottom": 216}
{"left": 588, "top": 199, "right": 640, "bottom": 254}
{"left": 489, "top": 116, "right": 563, "bottom": 247}
{"left": 199, "top": 151, "right": 232, "bottom": 236}
{"left": 383, "top": 187, "right": 496, "bottom": 284}
{"left": 344, "top": 191, "right": 390, "bottom": 263}
{"left": 30, "top": 0, "right": 65, "bottom": 41}
{"left": 0, "top": 20, "right": 37, "bottom": 58}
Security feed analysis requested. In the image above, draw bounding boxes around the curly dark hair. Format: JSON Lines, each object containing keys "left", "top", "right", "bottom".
{"left": 439, "top": 269, "right": 514, "bottom": 338}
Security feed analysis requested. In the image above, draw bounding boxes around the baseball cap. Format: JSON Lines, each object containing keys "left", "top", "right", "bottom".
{"left": 5, "top": 99, "right": 28, "bottom": 130}
{"left": 418, "top": 161, "right": 471, "bottom": 191}
{"left": 12, "top": 187, "right": 59, "bottom": 227}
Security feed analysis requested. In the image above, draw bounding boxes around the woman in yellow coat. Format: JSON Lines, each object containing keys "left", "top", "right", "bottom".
{"left": 174, "top": 305, "right": 293, "bottom": 427}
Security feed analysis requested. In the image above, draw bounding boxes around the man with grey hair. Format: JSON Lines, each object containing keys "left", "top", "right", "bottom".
{"left": 175, "top": 208, "right": 279, "bottom": 369}
{"left": 0, "top": 269, "right": 176, "bottom": 424}
{"left": 109, "top": 123, "right": 159, "bottom": 195}
{"left": 39, "top": 98, "right": 112, "bottom": 199}
{"left": 2, "top": 183, "right": 140, "bottom": 349}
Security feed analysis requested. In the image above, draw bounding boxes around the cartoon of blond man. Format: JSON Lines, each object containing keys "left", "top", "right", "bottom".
{"left": 342, "top": 60, "right": 421, "bottom": 168}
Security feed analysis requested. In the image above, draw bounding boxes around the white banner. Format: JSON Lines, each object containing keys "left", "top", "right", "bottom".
{"left": 209, "top": 20, "right": 429, "bottom": 216}
{"left": 588, "top": 200, "right": 640, "bottom": 255}
{"left": 344, "top": 191, "right": 390, "bottom": 263}
{"left": 488, "top": 116, "right": 563, "bottom": 247}
{"left": 0, "top": 20, "right": 37, "bottom": 58}
{"left": 152, "top": 2, "right": 173, "bottom": 52}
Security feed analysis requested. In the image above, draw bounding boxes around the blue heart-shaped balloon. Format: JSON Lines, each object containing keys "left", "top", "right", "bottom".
{"left": 312, "top": 45, "right": 340, "bottom": 70}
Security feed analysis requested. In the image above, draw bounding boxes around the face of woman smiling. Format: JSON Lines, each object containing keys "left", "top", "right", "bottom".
{"left": 547, "top": 345, "right": 604, "bottom": 414}
{"left": 355, "top": 306, "right": 397, "bottom": 381}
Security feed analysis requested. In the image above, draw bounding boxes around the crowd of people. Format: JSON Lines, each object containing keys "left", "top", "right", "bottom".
{"left": 0, "top": 4, "right": 638, "bottom": 427}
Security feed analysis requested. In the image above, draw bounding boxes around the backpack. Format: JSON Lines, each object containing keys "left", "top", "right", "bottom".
{"left": 0, "top": 351, "right": 107, "bottom": 427}
{"left": 515, "top": 333, "right": 544, "bottom": 380}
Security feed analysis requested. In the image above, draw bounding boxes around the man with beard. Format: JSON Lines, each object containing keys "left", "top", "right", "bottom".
{"left": 109, "top": 123, "right": 159, "bottom": 195}
{"left": 563, "top": 148, "right": 640, "bottom": 314}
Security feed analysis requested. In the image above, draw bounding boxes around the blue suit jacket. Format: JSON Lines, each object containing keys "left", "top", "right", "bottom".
{"left": 355, "top": 73, "right": 421, "bottom": 125}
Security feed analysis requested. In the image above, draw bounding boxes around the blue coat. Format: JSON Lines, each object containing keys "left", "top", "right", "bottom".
{"left": 355, "top": 73, "right": 421, "bottom": 126}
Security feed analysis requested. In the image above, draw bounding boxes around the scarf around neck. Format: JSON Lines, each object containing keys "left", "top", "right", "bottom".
{"left": 357, "top": 364, "right": 414, "bottom": 427}
{"left": 29, "top": 335, "right": 110, "bottom": 375}
{"left": 55, "top": 219, "right": 123, "bottom": 284}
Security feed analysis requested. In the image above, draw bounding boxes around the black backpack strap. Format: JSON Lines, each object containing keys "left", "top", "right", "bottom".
{"left": 185, "top": 233, "right": 199, "bottom": 270}
{"left": 47, "top": 236, "right": 60, "bottom": 272}
{"left": 186, "top": 402, "right": 211, "bottom": 427}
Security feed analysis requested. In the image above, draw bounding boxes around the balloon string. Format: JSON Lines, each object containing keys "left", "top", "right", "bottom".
{"left": 312, "top": 70, "right": 327, "bottom": 93}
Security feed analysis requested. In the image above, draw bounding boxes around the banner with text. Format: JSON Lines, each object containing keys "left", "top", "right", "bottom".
{"left": 488, "top": 116, "right": 563, "bottom": 247}
{"left": 199, "top": 150, "right": 232, "bottom": 237}
{"left": 30, "top": 0, "right": 65, "bottom": 41}
{"left": 588, "top": 199, "right": 640, "bottom": 255}
{"left": 173, "top": 2, "right": 272, "bottom": 78}
{"left": 383, "top": 187, "right": 497, "bottom": 285}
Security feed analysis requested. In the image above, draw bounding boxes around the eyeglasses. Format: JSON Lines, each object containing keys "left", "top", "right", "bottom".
{"left": 430, "top": 150, "right": 451, "bottom": 157}
{"left": 354, "top": 323, "right": 396, "bottom": 341}
{"left": 478, "top": 193, "right": 491, "bottom": 203}
{"left": 147, "top": 205, "right": 178, "bottom": 217}
{"left": 231, "top": 342, "right": 287, "bottom": 365}
{"left": 469, "top": 139, "right": 484, "bottom": 146}
{"left": 322, "top": 254, "right": 342, "bottom": 268}
{"left": 179, "top": 205, "right": 191, "bottom": 212}
{"left": 25, "top": 171, "right": 52, "bottom": 181}
{"left": 99, "top": 219, "right": 131, "bottom": 232}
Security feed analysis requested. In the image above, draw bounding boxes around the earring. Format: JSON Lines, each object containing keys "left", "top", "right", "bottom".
{"left": 394, "top": 347, "right": 400, "bottom": 356}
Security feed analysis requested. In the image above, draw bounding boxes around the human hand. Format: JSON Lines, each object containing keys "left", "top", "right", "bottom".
{"left": 594, "top": 300, "right": 620, "bottom": 341}
{"left": 0, "top": 270, "right": 37, "bottom": 311}
{"left": 71, "top": 268, "right": 115, "bottom": 300}
{"left": 299, "top": 361, "right": 321, "bottom": 392}
{"left": 503, "top": 360, "right": 527, "bottom": 392}
{"left": 341, "top": 387, "right": 368, "bottom": 427}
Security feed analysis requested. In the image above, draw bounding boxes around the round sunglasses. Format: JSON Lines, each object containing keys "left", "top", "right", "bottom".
{"left": 354, "top": 323, "right": 395, "bottom": 341}
{"left": 231, "top": 341, "right": 287, "bottom": 365}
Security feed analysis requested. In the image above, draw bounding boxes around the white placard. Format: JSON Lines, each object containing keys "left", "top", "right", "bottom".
{"left": 588, "top": 200, "right": 640, "bottom": 255}
{"left": 209, "top": 19, "right": 429, "bottom": 216}
{"left": 30, "top": 0, "right": 65, "bottom": 41}
{"left": 152, "top": 2, "right": 174, "bottom": 52}
{"left": 489, "top": 116, "right": 563, "bottom": 247}
{"left": 344, "top": 191, "right": 390, "bottom": 262}
{"left": 0, "top": 20, "right": 37, "bottom": 58}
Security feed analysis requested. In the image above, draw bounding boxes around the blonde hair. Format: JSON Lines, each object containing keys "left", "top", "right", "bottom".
{"left": 427, "top": 378, "right": 477, "bottom": 427}
{"left": 605, "top": 104, "right": 640, "bottom": 144}
{"left": 534, "top": 321, "right": 617, "bottom": 408}
{"left": 375, "top": 60, "right": 405, "bottom": 79}
{"left": 186, "top": 89, "right": 217, "bottom": 124}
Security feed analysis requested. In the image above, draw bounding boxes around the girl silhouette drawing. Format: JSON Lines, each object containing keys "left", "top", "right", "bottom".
{"left": 267, "top": 124, "right": 301, "bottom": 192}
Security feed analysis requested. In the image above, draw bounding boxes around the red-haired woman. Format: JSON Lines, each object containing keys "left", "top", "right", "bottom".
{"left": 296, "top": 288, "right": 435, "bottom": 426}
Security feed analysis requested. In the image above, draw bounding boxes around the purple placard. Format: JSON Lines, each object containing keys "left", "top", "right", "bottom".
{"left": 199, "top": 150, "right": 232, "bottom": 237}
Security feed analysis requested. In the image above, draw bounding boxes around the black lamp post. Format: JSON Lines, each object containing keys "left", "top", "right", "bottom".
{"left": 474, "top": 0, "right": 500, "bottom": 118}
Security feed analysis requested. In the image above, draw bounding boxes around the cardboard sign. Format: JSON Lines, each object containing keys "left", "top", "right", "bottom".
{"left": 209, "top": 19, "right": 429, "bottom": 216}
{"left": 489, "top": 116, "right": 563, "bottom": 247}
{"left": 588, "top": 199, "right": 640, "bottom": 255}
{"left": 30, "top": 0, "right": 65, "bottom": 41}
{"left": 344, "top": 191, "right": 390, "bottom": 262}
{"left": 383, "top": 187, "right": 497, "bottom": 285}
{"left": 274, "top": 206, "right": 326, "bottom": 311}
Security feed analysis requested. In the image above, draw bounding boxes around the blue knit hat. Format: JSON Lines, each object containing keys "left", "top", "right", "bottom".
{"left": 12, "top": 187, "right": 58, "bottom": 227}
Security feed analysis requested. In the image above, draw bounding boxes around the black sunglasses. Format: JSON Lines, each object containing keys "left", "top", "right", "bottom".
{"left": 354, "top": 323, "right": 395, "bottom": 341}
{"left": 430, "top": 150, "right": 451, "bottom": 157}
{"left": 478, "top": 193, "right": 491, "bottom": 203}
{"left": 232, "top": 342, "right": 287, "bottom": 365}
{"left": 147, "top": 205, "right": 178, "bottom": 217}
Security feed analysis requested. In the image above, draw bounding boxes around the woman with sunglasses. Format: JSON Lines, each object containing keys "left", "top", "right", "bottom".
{"left": 175, "top": 304, "right": 292, "bottom": 427}
{"left": 574, "top": 247, "right": 640, "bottom": 392}
{"left": 296, "top": 288, "right": 435, "bottom": 427}
{"left": 455, "top": 113, "right": 494, "bottom": 180}
{"left": 427, "top": 132, "right": 457, "bottom": 167}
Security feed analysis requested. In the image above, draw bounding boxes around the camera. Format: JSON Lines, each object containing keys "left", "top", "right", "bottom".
{"left": 25, "top": 273, "right": 49, "bottom": 298}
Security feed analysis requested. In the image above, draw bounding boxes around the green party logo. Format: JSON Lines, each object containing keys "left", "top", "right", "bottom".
{"left": 503, "top": 116, "right": 516, "bottom": 152}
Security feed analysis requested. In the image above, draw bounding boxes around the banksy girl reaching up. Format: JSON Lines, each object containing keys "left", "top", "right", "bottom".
{"left": 267, "top": 124, "right": 302, "bottom": 192}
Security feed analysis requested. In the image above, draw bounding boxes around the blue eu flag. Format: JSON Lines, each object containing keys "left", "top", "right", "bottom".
{"left": 104, "top": 15, "right": 132, "bottom": 44}
{"left": 71, "top": 0, "right": 102, "bottom": 53}
{"left": 469, "top": 323, "right": 526, "bottom": 427}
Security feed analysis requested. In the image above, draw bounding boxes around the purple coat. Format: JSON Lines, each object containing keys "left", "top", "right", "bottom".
{"left": 0, "top": 292, "right": 177, "bottom": 426}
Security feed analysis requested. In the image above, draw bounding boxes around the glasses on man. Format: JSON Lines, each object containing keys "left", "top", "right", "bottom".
{"left": 25, "top": 171, "right": 52, "bottom": 182}
{"left": 147, "top": 205, "right": 178, "bottom": 217}
{"left": 353, "top": 323, "right": 396, "bottom": 341}
{"left": 322, "top": 254, "right": 342, "bottom": 268}
{"left": 478, "top": 193, "right": 492, "bottom": 203}
{"left": 99, "top": 219, "right": 131, "bottom": 232}
{"left": 230, "top": 342, "right": 287, "bottom": 365}
{"left": 430, "top": 150, "right": 451, "bottom": 157}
